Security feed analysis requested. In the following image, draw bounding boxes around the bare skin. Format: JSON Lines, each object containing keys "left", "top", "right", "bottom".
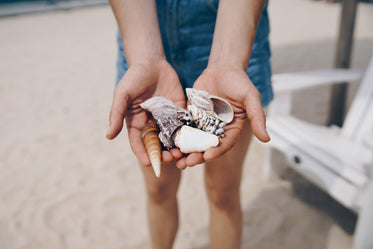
{"left": 106, "top": 60, "right": 185, "bottom": 166}
{"left": 178, "top": 0, "right": 269, "bottom": 168}
{"left": 107, "top": 0, "right": 269, "bottom": 248}
{"left": 176, "top": 65, "right": 268, "bottom": 169}
{"left": 205, "top": 120, "right": 252, "bottom": 249}
{"left": 184, "top": 65, "right": 261, "bottom": 248}
{"left": 141, "top": 162, "right": 181, "bottom": 249}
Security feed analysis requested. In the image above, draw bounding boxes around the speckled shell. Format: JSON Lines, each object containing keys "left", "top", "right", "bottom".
{"left": 140, "top": 96, "right": 187, "bottom": 149}
{"left": 185, "top": 88, "right": 233, "bottom": 136}
{"left": 186, "top": 88, "right": 234, "bottom": 123}
{"left": 141, "top": 121, "right": 161, "bottom": 177}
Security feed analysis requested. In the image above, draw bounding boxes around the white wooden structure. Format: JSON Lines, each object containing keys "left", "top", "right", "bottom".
{"left": 265, "top": 57, "right": 373, "bottom": 249}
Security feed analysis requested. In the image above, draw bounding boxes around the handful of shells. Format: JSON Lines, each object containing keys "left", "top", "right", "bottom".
{"left": 140, "top": 88, "right": 234, "bottom": 177}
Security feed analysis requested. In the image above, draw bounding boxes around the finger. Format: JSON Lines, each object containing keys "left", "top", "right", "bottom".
{"left": 176, "top": 157, "right": 188, "bottom": 170}
{"left": 169, "top": 148, "right": 183, "bottom": 161}
{"left": 161, "top": 150, "right": 174, "bottom": 163}
{"left": 203, "top": 126, "right": 241, "bottom": 161}
{"left": 106, "top": 84, "right": 129, "bottom": 140}
{"left": 128, "top": 126, "right": 150, "bottom": 166}
{"left": 185, "top": 153, "right": 204, "bottom": 167}
{"left": 245, "top": 89, "right": 270, "bottom": 143}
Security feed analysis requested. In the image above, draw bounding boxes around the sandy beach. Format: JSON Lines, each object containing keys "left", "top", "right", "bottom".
{"left": 0, "top": 0, "right": 372, "bottom": 248}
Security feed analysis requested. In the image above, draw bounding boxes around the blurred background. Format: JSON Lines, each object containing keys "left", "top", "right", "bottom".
{"left": 0, "top": 0, "right": 372, "bottom": 248}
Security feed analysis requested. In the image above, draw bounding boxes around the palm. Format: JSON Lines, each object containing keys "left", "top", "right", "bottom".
{"left": 107, "top": 60, "right": 185, "bottom": 166}
{"left": 178, "top": 66, "right": 269, "bottom": 168}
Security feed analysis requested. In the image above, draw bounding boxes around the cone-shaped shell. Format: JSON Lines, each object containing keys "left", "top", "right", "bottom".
{"left": 141, "top": 122, "right": 161, "bottom": 177}
{"left": 173, "top": 125, "right": 220, "bottom": 153}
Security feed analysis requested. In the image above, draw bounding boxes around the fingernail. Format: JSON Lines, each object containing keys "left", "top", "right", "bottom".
{"left": 106, "top": 128, "right": 112, "bottom": 139}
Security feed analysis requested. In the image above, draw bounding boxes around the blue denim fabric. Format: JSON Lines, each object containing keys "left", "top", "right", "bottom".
{"left": 116, "top": 0, "right": 273, "bottom": 107}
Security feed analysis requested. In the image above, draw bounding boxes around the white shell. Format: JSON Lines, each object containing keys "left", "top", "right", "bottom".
{"left": 173, "top": 125, "right": 220, "bottom": 153}
{"left": 150, "top": 152, "right": 161, "bottom": 177}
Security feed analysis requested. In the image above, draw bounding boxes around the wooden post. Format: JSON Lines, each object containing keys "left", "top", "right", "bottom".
{"left": 328, "top": 0, "right": 358, "bottom": 127}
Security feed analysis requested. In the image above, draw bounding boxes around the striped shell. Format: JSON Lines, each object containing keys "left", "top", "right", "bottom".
{"left": 141, "top": 122, "right": 161, "bottom": 177}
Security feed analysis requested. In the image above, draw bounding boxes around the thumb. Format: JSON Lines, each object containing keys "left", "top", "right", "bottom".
{"left": 244, "top": 89, "right": 270, "bottom": 143}
{"left": 106, "top": 84, "right": 129, "bottom": 140}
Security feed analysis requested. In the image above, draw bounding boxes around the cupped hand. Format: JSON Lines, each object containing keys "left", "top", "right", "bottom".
{"left": 106, "top": 59, "right": 185, "bottom": 167}
{"left": 176, "top": 65, "right": 270, "bottom": 169}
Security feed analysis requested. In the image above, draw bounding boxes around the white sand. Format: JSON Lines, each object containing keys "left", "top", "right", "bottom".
{"left": 0, "top": 0, "right": 372, "bottom": 248}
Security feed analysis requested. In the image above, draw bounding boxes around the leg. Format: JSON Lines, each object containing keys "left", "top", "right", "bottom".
{"left": 204, "top": 121, "right": 253, "bottom": 249}
{"left": 141, "top": 162, "right": 182, "bottom": 249}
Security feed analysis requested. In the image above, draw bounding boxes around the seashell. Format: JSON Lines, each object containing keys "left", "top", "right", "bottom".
{"left": 186, "top": 88, "right": 234, "bottom": 123}
{"left": 185, "top": 88, "right": 234, "bottom": 136}
{"left": 186, "top": 88, "right": 213, "bottom": 114}
{"left": 141, "top": 121, "right": 162, "bottom": 177}
{"left": 209, "top": 96, "right": 234, "bottom": 123}
{"left": 140, "top": 96, "right": 188, "bottom": 149}
{"left": 172, "top": 125, "right": 220, "bottom": 153}
{"left": 139, "top": 92, "right": 230, "bottom": 153}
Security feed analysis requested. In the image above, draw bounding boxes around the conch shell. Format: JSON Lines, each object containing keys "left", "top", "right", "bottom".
{"left": 141, "top": 121, "right": 161, "bottom": 177}
{"left": 186, "top": 89, "right": 234, "bottom": 137}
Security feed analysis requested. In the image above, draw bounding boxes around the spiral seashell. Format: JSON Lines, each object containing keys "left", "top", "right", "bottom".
{"left": 140, "top": 96, "right": 188, "bottom": 149}
{"left": 186, "top": 88, "right": 213, "bottom": 114}
{"left": 185, "top": 88, "right": 233, "bottom": 137}
{"left": 141, "top": 121, "right": 162, "bottom": 177}
{"left": 172, "top": 125, "right": 220, "bottom": 153}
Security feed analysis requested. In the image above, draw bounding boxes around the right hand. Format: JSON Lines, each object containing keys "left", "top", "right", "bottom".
{"left": 175, "top": 64, "right": 269, "bottom": 169}
{"left": 106, "top": 59, "right": 186, "bottom": 167}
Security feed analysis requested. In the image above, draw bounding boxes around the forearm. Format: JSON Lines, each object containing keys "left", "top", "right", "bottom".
{"left": 109, "top": 0, "right": 165, "bottom": 65}
{"left": 208, "top": 0, "right": 267, "bottom": 70}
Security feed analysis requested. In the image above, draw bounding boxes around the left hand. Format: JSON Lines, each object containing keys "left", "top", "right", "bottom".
{"left": 175, "top": 64, "right": 270, "bottom": 169}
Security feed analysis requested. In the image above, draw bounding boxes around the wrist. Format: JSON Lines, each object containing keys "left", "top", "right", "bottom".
{"left": 124, "top": 41, "right": 166, "bottom": 67}
{"left": 128, "top": 53, "right": 166, "bottom": 67}
{"left": 207, "top": 0, "right": 265, "bottom": 71}
{"left": 207, "top": 58, "right": 248, "bottom": 73}
{"left": 127, "top": 58, "right": 174, "bottom": 79}
{"left": 207, "top": 38, "right": 254, "bottom": 71}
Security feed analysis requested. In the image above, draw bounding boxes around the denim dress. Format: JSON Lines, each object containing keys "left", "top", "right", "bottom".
{"left": 116, "top": 0, "right": 273, "bottom": 107}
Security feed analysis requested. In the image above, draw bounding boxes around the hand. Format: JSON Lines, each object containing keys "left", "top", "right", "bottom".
{"left": 176, "top": 64, "right": 270, "bottom": 169}
{"left": 106, "top": 60, "right": 185, "bottom": 166}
